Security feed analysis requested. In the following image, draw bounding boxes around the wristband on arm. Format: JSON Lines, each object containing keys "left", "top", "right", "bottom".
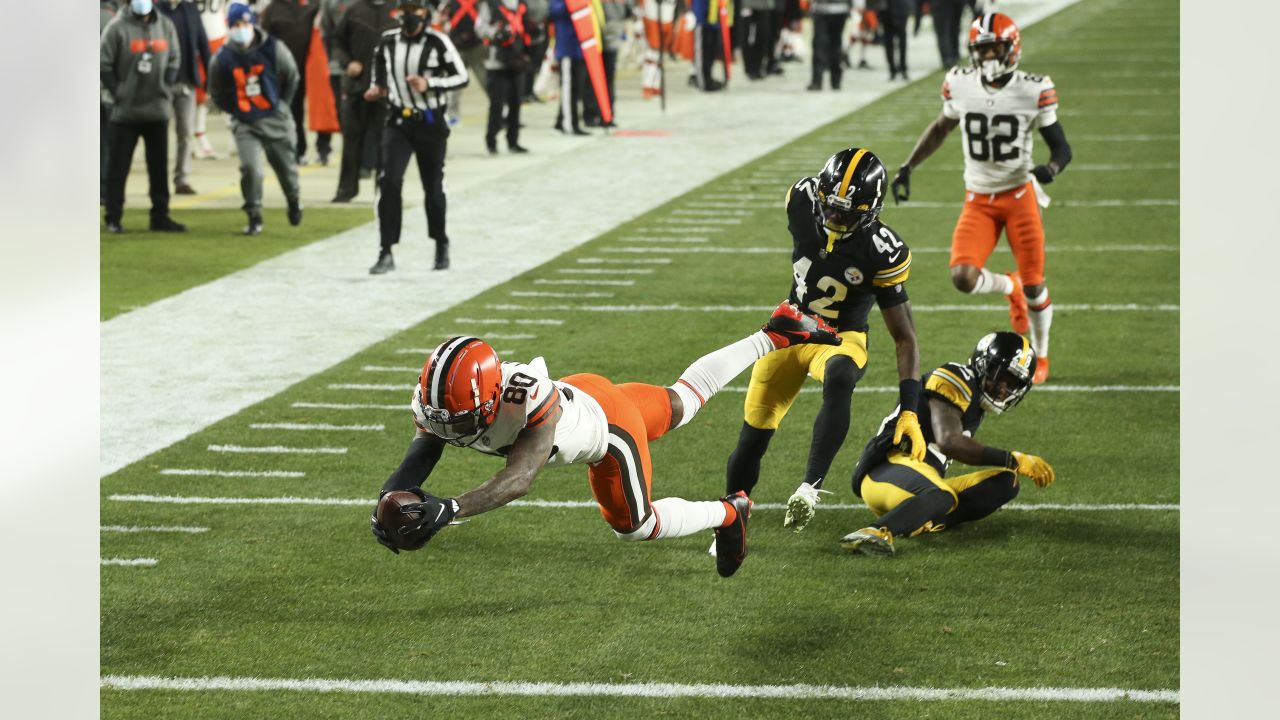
{"left": 898, "top": 379, "right": 922, "bottom": 414}
{"left": 979, "top": 446, "right": 1015, "bottom": 470}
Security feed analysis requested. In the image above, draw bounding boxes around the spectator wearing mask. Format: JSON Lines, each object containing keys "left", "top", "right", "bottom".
{"left": 443, "top": 0, "right": 489, "bottom": 126}
{"left": 331, "top": 0, "right": 401, "bottom": 202}
{"left": 807, "top": 0, "right": 850, "bottom": 91}
{"left": 261, "top": 0, "right": 322, "bottom": 164}
{"left": 101, "top": 0, "right": 186, "bottom": 233}
{"left": 582, "top": 0, "right": 624, "bottom": 127}
{"left": 157, "top": 0, "right": 212, "bottom": 195}
{"left": 366, "top": 0, "right": 469, "bottom": 274}
{"left": 547, "top": 0, "right": 589, "bottom": 132}
{"left": 208, "top": 2, "right": 304, "bottom": 234}
{"left": 478, "top": 0, "right": 533, "bottom": 154}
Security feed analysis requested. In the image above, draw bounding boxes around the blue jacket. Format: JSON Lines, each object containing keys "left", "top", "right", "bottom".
{"left": 157, "top": 0, "right": 211, "bottom": 87}
{"left": 547, "top": 0, "right": 581, "bottom": 60}
{"left": 210, "top": 32, "right": 287, "bottom": 124}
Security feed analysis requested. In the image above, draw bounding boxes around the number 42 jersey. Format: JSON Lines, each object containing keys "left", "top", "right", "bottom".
{"left": 942, "top": 67, "right": 1059, "bottom": 194}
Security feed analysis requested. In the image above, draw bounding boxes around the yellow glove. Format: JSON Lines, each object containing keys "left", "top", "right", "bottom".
{"left": 1013, "top": 452, "right": 1055, "bottom": 488}
{"left": 893, "top": 410, "right": 927, "bottom": 462}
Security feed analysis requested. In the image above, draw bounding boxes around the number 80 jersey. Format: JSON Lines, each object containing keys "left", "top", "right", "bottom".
{"left": 941, "top": 67, "right": 1059, "bottom": 194}
{"left": 784, "top": 178, "right": 913, "bottom": 334}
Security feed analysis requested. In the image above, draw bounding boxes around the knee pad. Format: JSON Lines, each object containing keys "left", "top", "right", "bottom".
{"left": 822, "top": 356, "right": 861, "bottom": 399}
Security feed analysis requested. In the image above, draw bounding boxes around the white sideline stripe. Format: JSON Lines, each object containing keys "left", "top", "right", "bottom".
{"left": 107, "top": 495, "right": 1180, "bottom": 513}
{"left": 329, "top": 383, "right": 413, "bottom": 392}
{"left": 510, "top": 291, "right": 616, "bottom": 298}
{"left": 603, "top": 244, "right": 1177, "bottom": 255}
{"left": 617, "top": 236, "right": 709, "bottom": 243}
{"left": 362, "top": 365, "right": 423, "bottom": 373}
{"left": 452, "top": 317, "right": 564, "bottom": 325}
{"left": 291, "top": 402, "right": 404, "bottom": 411}
{"left": 160, "top": 468, "right": 306, "bottom": 478}
{"left": 577, "top": 258, "right": 672, "bottom": 265}
{"left": 718, "top": 384, "right": 1179, "bottom": 394}
{"left": 555, "top": 268, "right": 655, "bottom": 275}
{"left": 533, "top": 279, "right": 636, "bottom": 286}
{"left": 101, "top": 526, "right": 209, "bottom": 534}
{"left": 98, "top": 675, "right": 1178, "bottom": 703}
{"left": 480, "top": 303, "right": 1178, "bottom": 313}
{"left": 249, "top": 423, "right": 386, "bottom": 431}
{"left": 102, "top": 558, "right": 158, "bottom": 567}
{"left": 208, "top": 444, "right": 348, "bottom": 455}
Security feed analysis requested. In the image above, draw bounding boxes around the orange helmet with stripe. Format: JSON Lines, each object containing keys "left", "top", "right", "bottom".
{"left": 968, "top": 12, "right": 1021, "bottom": 83}
{"left": 416, "top": 336, "right": 502, "bottom": 447}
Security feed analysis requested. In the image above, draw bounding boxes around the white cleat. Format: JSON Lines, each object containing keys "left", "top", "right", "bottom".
{"left": 783, "top": 481, "right": 832, "bottom": 533}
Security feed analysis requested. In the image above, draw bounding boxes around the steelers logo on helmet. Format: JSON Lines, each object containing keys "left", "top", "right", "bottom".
{"left": 968, "top": 12, "right": 1022, "bottom": 83}
{"left": 418, "top": 336, "right": 503, "bottom": 447}
{"left": 970, "top": 331, "right": 1037, "bottom": 414}
{"left": 814, "top": 147, "right": 887, "bottom": 250}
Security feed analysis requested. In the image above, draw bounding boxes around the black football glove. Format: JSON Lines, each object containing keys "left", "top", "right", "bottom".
{"left": 395, "top": 489, "right": 459, "bottom": 551}
{"left": 1031, "top": 164, "right": 1056, "bottom": 185}
{"left": 890, "top": 165, "right": 911, "bottom": 204}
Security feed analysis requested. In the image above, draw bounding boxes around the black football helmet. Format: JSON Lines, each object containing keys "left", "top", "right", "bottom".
{"left": 813, "top": 147, "right": 888, "bottom": 246}
{"left": 970, "top": 332, "right": 1037, "bottom": 414}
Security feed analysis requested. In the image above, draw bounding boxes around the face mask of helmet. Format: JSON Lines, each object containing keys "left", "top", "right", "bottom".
{"left": 817, "top": 192, "right": 878, "bottom": 243}
{"left": 972, "top": 41, "right": 1012, "bottom": 82}
{"left": 979, "top": 367, "right": 1031, "bottom": 414}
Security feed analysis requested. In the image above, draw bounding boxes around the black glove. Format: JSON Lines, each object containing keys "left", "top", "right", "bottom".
{"left": 890, "top": 165, "right": 911, "bottom": 204}
{"left": 395, "top": 488, "right": 459, "bottom": 551}
{"left": 1031, "top": 164, "right": 1056, "bottom": 185}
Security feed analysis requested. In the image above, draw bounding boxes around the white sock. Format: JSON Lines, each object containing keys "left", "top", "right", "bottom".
{"left": 668, "top": 331, "right": 774, "bottom": 428}
{"left": 1027, "top": 287, "right": 1052, "bottom": 357}
{"left": 650, "top": 497, "right": 729, "bottom": 539}
{"left": 969, "top": 268, "right": 1015, "bottom": 295}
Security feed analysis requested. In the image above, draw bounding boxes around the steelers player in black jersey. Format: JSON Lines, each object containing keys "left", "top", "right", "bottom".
{"left": 840, "top": 331, "right": 1056, "bottom": 556}
{"left": 724, "top": 147, "right": 928, "bottom": 534}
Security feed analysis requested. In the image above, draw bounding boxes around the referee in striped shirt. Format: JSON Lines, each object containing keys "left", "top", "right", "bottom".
{"left": 366, "top": 0, "right": 470, "bottom": 274}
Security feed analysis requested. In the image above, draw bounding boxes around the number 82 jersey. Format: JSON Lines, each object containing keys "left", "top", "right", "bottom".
{"left": 785, "top": 177, "right": 912, "bottom": 334}
{"left": 942, "top": 66, "right": 1059, "bottom": 194}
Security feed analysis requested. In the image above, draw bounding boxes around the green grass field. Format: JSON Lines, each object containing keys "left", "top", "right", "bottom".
{"left": 101, "top": 0, "right": 1178, "bottom": 715}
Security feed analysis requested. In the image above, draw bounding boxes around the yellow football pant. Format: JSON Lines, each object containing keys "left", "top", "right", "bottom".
{"left": 860, "top": 452, "right": 1015, "bottom": 534}
{"left": 742, "top": 329, "right": 869, "bottom": 430}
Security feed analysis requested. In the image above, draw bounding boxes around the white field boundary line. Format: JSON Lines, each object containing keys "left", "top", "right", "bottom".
{"left": 324, "top": 383, "right": 1177, "bottom": 395}
{"left": 102, "top": 558, "right": 159, "bottom": 567}
{"left": 98, "top": 675, "right": 1178, "bottom": 704}
{"left": 101, "top": 526, "right": 209, "bottom": 534}
{"left": 208, "top": 445, "right": 348, "bottom": 455}
{"left": 107, "top": 495, "right": 1179, "bottom": 512}
{"left": 480, "top": 303, "right": 1179, "bottom": 313}
{"left": 601, "top": 244, "right": 1177, "bottom": 254}
{"left": 249, "top": 423, "right": 386, "bottom": 432}
{"left": 160, "top": 468, "right": 306, "bottom": 478}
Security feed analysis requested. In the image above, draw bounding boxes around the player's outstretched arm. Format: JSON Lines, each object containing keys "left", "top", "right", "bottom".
{"left": 882, "top": 302, "right": 925, "bottom": 461}
{"left": 929, "top": 399, "right": 1054, "bottom": 488}
{"left": 892, "top": 113, "right": 960, "bottom": 203}
{"left": 1031, "top": 122, "right": 1073, "bottom": 185}
{"left": 380, "top": 431, "right": 447, "bottom": 493}
{"left": 453, "top": 408, "right": 561, "bottom": 519}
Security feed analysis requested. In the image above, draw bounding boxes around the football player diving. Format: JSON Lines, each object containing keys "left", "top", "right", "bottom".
{"left": 840, "top": 331, "right": 1056, "bottom": 557}
{"left": 889, "top": 12, "right": 1072, "bottom": 385}
{"left": 370, "top": 302, "right": 842, "bottom": 578}
{"left": 723, "top": 146, "right": 928, "bottom": 535}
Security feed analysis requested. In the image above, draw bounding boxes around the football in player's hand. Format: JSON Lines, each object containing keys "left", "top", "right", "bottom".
{"left": 376, "top": 490, "right": 427, "bottom": 538}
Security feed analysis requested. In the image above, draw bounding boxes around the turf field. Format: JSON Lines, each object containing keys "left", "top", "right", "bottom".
{"left": 100, "top": 0, "right": 1179, "bottom": 715}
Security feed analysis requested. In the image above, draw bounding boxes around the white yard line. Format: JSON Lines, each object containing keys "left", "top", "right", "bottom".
{"left": 101, "top": 558, "right": 158, "bottom": 567}
{"left": 615, "top": 236, "right": 710, "bottom": 243}
{"left": 100, "top": 0, "right": 1082, "bottom": 477}
{"left": 533, "top": 279, "right": 636, "bottom": 286}
{"left": 207, "top": 445, "right": 348, "bottom": 455}
{"left": 576, "top": 258, "right": 672, "bottom": 265}
{"left": 509, "top": 291, "right": 616, "bottom": 298}
{"left": 362, "top": 366, "right": 423, "bottom": 373}
{"left": 98, "top": 674, "right": 1178, "bottom": 703}
{"left": 107, "top": 495, "right": 1179, "bottom": 512}
{"left": 291, "top": 402, "right": 404, "bottom": 411}
{"left": 159, "top": 468, "right": 305, "bottom": 478}
{"left": 249, "top": 423, "right": 386, "bottom": 431}
{"left": 329, "top": 384, "right": 413, "bottom": 392}
{"left": 555, "top": 268, "right": 655, "bottom": 275}
{"left": 101, "top": 526, "right": 209, "bottom": 534}
{"left": 452, "top": 317, "right": 564, "bottom": 325}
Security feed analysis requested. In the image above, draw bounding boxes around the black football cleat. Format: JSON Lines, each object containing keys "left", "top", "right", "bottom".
{"left": 369, "top": 249, "right": 395, "bottom": 275}
{"left": 714, "top": 491, "right": 752, "bottom": 578}
{"left": 763, "top": 301, "right": 842, "bottom": 349}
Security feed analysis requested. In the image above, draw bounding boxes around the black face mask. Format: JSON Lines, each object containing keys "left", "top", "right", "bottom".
{"left": 400, "top": 13, "right": 426, "bottom": 36}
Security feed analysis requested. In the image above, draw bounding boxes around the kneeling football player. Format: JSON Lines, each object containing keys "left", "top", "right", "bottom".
{"left": 840, "top": 331, "right": 1056, "bottom": 556}
{"left": 370, "top": 302, "right": 841, "bottom": 578}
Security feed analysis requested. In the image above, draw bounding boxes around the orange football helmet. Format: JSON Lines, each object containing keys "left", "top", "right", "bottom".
{"left": 415, "top": 336, "right": 503, "bottom": 447}
{"left": 968, "top": 12, "right": 1021, "bottom": 83}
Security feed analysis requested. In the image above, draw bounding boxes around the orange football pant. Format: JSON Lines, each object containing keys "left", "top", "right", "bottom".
{"left": 950, "top": 181, "right": 1046, "bottom": 287}
{"left": 559, "top": 373, "right": 673, "bottom": 533}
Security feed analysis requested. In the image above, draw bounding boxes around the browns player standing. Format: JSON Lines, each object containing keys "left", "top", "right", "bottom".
{"left": 890, "top": 12, "right": 1072, "bottom": 384}
{"left": 723, "top": 147, "right": 928, "bottom": 535}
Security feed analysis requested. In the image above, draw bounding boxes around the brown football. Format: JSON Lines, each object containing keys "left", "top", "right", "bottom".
{"left": 376, "top": 490, "right": 426, "bottom": 543}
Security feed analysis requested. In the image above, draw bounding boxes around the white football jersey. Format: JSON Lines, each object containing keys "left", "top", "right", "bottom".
{"left": 412, "top": 357, "right": 609, "bottom": 467}
{"left": 941, "top": 67, "right": 1059, "bottom": 194}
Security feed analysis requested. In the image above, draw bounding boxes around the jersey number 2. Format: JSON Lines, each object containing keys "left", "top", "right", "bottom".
{"left": 793, "top": 257, "right": 846, "bottom": 320}
{"left": 964, "top": 113, "right": 1020, "bottom": 162}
